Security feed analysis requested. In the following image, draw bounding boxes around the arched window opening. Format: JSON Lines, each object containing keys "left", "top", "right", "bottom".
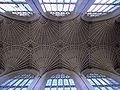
{"left": 86, "top": 73, "right": 120, "bottom": 90}
{"left": 87, "top": 0, "right": 120, "bottom": 17}
{"left": 45, "top": 73, "right": 77, "bottom": 90}
{"left": 0, "top": 0, "right": 33, "bottom": 16}
{"left": 38, "top": 0, "right": 78, "bottom": 17}
{"left": 0, "top": 73, "right": 35, "bottom": 90}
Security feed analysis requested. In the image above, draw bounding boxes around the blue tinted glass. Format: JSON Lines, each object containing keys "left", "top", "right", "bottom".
{"left": 58, "top": 87, "right": 63, "bottom": 90}
{"left": 51, "top": 87, "right": 57, "bottom": 90}
{"left": 0, "top": 74, "right": 34, "bottom": 90}
{"left": 45, "top": 88, "right": 50, "bottom": 90}
{"left": 114, "top": 0, "right": 120, "bottom": 3}
{"left": 1, "top": 79, "right": 12, "bottom": 86}
{"left": 39, "top": 0, "right": 77, "bottom": 16}
{"left": 107, "top": 87, "right": 114, "bottom": 90}
{"left": 25, "top": 79, "right": 33, "bottom": 86}
{"left": 107, "top": 78, "right": 119, "bottom": 84}
{"left": 58, "top": 79, "right": 63, "bottom": 86}
{"left": 21, "top": 88, "right": 27, "bottom": 90}
{"left": 64, "top": 88, "right": 70, "bottom": 90}
{"left": 19, "top": 79, "right": 29, "bottom": 86}
{"left": 102, "top": 78, "right": 113, "bottom": 85}
{"left": 13, "top": 0, "right": 26, "bottom": 2}
{"left": 46, "top": 79, "right": 52, "bottom": 86}
{"left": 92, "top": 79, "right": 101, "bottom": 85}
{"left": 86, "top": 73, "right": 120, "bottom": 90}
{"left": 87, "top": 0, "right": 120, "bottom": 16}
{"left": 97, "top": 78, "right": 107, "bottom": 85}
{"left": 24, "top": 4, "right": 33, "bottom": 11}
{"left": 14, "top": 79, "right": 23, "bottom": 86}
{"left": 8, "top": 79, "right": 18, "bottom": 86}
{"left": 100, "top": 87, "right": 107, "bottom": 90}
{"left": 113, "top": 86, "right": 120, "bottom": 89}
{"left": 87, "top": 79, "right": 95, "bottom": 85}
{"left": 14, "top": 88, "right": 21, "bottom": 90}
{"left": 52, "top": 79, "right": 57, "bottom": 86}
{"left": 45, "top": 74, "right": 77, "bottom": 89}
{"left": 1, "top": 88, "right": 8, "bottom": 90}
{"left": 69, "top": 79, "right": 75, "bottom": 85}
{"left": 0, "top": 0, "right": 12, "bottom": 2}
{"left": 94, "top": 87, "right": 100, "bottom": 90}
{"left": 64, "top": 79, "right": 69, "bottom": 85}
{"left": 108, "top": 6, "right": 119, "bottom": 12}
{"left": 71, "top": 87, "right": 77, "bottom": 90}
{"left": 8, "top": 88, "right": 14, "bottom": 90}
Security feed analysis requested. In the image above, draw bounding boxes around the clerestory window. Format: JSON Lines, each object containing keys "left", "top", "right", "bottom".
{"left": 0, "top": 74, "right": 35, "bottom": 90}
{"left": 87, "top": 0, "right": 120, "bottom": 17}
{"left": 45, "top": 73, "right": 77, "bottom": 90}
{"left": 86, "top": 73, "right": 120, "bottom": 90}
{"left": 38, "top": 0, "right": 78, "bottom": 17}
{"left": 0, "top": 0, "right": 33, "bottom": 16}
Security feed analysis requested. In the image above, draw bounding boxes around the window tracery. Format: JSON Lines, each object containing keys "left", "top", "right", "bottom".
{"left": 86, "top": 73, "right": 120, "bottom": 90}
{"left": 45, "top": 73, "right": 77, "bottom": 90}
{"left": 0, "top": 74, "right": 34, "bottom": 90}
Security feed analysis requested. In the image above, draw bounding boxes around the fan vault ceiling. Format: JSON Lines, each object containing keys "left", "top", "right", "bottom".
{"left": 0, "top": 15, "right": 120, "bottom": 76}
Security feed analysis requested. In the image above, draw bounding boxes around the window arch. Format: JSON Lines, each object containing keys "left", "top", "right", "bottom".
{"left": 85, "top": 73, "right": 120, "bottom": 90}
{"left": 45, "top": 73, "right": 77, "bottom": 90}
{"left": 0, "top": 73, "right": 35, "bottom": 90}
{"left": 33, "top": 69, "right": 89, "bottom": 90}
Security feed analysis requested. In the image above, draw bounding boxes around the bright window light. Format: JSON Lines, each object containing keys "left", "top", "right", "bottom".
{"left": 63, "top": 4, "right": 69, "bottom": 11}
{"left": 0, "top": 0, "right": 33, "bottom": 16}
{"left": 87, "top": 0, "right": 120, "bottom": 17}
{"left": 86, "top": 73, "right": 120, "bottom": 90}
{"left": 69, "top": 4, "right": 75, "bottom": 11}
{"left": 0, "top": 74, "right": 34, "bottom": 90}
{"left": 43, "top": 0, "right": 50, "bottom": 3}
{"left": 58, "top": 4, "right": 63, "bottom": 11}
{"left": 64, "top": 0, "right": 70, "bottom": 3}
{"left": 71, "top": 0, "right": 78, "bottom": 3}
{"left": 107, "top": 0, "right": 115, "bottom": 4}
{"left": 0, "top": 0, "right": 12, "bottom": 2}
{"left": 94, "top": 0, "right": 102, "bottom": 3}
{"left": 45, "top": 73, "right": 77, "bottom": 90}
{"left": 50, "top": 0, "right": 56, "bottom": 3}
{"left": 44, "top": 4, "right": 51, "bottom": 11}
{"left": 51, "top": 4, "right": 57, "bottom": 11}
{"left": 39, "top": 0, "right": 78, "bottom": 16}
{"left": 57, "top": 0, "right": 63, "bottom": 3}
{"left": 97, "top": 5, "right": 108, "bottom": 12}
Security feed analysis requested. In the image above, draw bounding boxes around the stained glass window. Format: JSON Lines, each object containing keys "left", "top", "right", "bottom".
{"left": 39, "top": 0, "right": 78, "bottom": 17}
{"left": 0, "top": 0, "right": 33, "bottom": 16}
{"left": 87, "top": 0, "right": 120, "bottom": 17}
{"left": 45, "top": 73, "right": 77, "bottom": 90}
{"left": 86, "top": 73, "right": 120, "bottom": 90}
{"left": 0, "top": 74, "right": 35, "bottom": 90}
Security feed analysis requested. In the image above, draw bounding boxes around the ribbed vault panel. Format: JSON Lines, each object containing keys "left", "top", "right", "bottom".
{"left": 30, "top": 17, "right": 59, "bottom": 45}
{"left": 0, "top": 15, "right": 120, "bottom": 75}
{"left": 31, "top": 46, "right": 59, "bottom": 72}
{"left": 60, "top": 46, "right": 89, "bottom": 72}
{"left": 90, "top": 46, "right": 116, "bottom": 72}
{"left": 1, "top": 46, "right": 30, "bottom": 71}
{"left": 1, "top": 18, "right": 29, "bottom": 45}
{"left": 60, "top": 19, "right": 89, "bottom": 45}
{"left": 90, "top": 18, "right": 120, "bottom": 45}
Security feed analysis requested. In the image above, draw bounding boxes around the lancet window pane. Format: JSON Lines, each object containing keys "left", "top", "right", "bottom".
{"left": 85, "top": 73, "right": 120, "bottom": 90}
{"left": 0, "top": 74, "right": 35, "bottom": 90}
{"left": 87, "top": 0, "right": 120, "bottom": 17}
{"left": 45, "top": 73, "right": 77, "bottom": 90}
{"left": 39, "top": 0, "right": 78, "bottom": 17}
{"left": 0, "top": 0, "right": 33, "bottom": 16}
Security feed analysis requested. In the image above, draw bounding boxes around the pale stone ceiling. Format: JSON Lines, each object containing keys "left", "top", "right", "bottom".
{"left": 0, "top": 15, "right": 120, "bottom": 75}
